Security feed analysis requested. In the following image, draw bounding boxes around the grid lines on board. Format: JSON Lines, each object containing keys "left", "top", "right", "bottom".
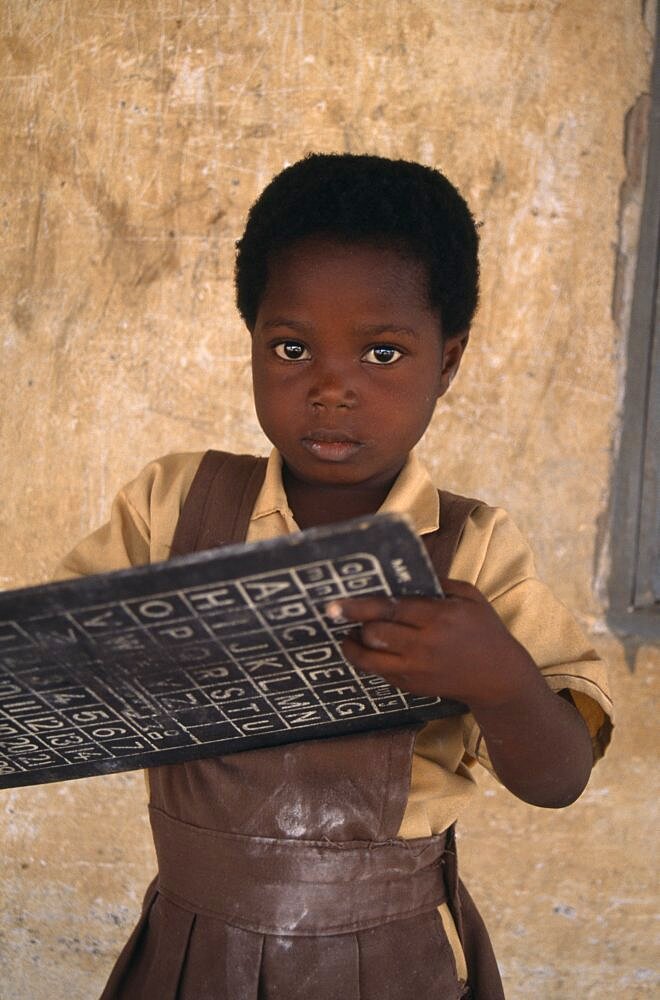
{"left": 0, "top": 550, "right": 441, "bottom": 783}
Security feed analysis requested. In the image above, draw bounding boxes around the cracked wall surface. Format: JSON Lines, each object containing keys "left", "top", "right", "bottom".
{"left": 0, "top": 2, "right": 657, "bottom": 997}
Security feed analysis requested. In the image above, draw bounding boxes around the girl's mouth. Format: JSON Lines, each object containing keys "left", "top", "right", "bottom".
{"left": 301, "top": 432, "right": 364, "bottom": 462}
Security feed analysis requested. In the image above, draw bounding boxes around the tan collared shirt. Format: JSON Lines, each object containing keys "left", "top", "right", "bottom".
{"left": 56, "top": 448, "right": 613, "bottom": 976}
{"left": 57, "top": 448, "right": 612, "bottom": 818}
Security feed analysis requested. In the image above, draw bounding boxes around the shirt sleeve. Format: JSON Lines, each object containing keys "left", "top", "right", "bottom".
{"left": 448, "top": 504, "right": 613, "bottom": 770}
{"left": 54, "top": 452, "right": 204, "bottom": 580}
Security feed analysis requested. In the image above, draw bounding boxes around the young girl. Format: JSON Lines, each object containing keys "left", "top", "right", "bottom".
{"left": 57, "top": 153, "right": 613, "bottom": 999}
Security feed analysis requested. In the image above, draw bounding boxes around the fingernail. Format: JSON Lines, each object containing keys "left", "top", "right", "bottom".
{"left": 325, "top": 601, "right": 343, "bottom": 621}
{"left": 364, "top": 633, "right": 389, "bottom": 650}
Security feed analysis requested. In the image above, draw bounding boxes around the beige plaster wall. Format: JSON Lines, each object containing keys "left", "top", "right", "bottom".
{"left": 0, "top": 1, "right": 657, "bottom": 997}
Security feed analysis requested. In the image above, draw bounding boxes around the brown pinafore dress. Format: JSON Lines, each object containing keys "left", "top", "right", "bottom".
{"left": 100, "top": 452, "right": 505, "bottom": 1000}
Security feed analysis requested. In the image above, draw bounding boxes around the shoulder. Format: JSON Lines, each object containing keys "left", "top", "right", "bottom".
{"left": 55, "top": 452, "right": 207, "bottom": 579}
{"left": 447, "top": 499, "right": 536, "bottom": 594}
{"left": 122, "top": 451, "right": 206, "bottom": 509}
{"left": 447, "top": 501, "right": 614, "bottom": 764}
{"left": 120, "top": 452, "right": 210, "bottom": 563}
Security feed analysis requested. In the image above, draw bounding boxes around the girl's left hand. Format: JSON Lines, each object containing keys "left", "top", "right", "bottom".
{"left": 327, "top": 578, "right": 536, "bottom": 711}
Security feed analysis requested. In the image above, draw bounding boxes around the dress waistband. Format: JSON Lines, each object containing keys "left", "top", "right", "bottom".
{"left": 149, "top": 805, "right": 449, "bottom": 936}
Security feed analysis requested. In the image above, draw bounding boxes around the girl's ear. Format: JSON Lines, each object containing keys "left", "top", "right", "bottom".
{"left": 438, "top": 330, "right": 469, "bottom": 396}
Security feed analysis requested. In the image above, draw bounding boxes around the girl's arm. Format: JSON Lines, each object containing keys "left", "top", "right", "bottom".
{"left": 328, "top": 580, "right": 594, "bottom": 809}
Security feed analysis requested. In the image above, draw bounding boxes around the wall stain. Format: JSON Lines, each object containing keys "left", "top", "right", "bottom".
{"left": 611, "top": 92, "right": 651, "bottom": 330}
{"left": 78, "top": 169, "right": 179, "bottom": 290}
{"left": 2, "top": 33, "right": 33, "bottom": 67}
{"left": 12, "top": 190, "right": 46, "bottom": 334}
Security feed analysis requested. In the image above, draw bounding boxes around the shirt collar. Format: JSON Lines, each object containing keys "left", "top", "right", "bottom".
{"left": 252, "top": 449, "right": 439, "bottom": 536}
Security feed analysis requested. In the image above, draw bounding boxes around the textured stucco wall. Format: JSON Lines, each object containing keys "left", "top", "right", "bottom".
{"left": 0, "top": 2, "right": 657, "bottom": 997}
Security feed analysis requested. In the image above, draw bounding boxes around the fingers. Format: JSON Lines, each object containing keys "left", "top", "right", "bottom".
{"left": 326, "top": 596, "right": 397, "bottom": 624}
{"left": 325, "top": 580, "right": 495, "bottom": 703}
{"left": 325, "top": 582, "right": 483, "bottom": 629}
{"left": 326, "top": 596, "right": 411, "bottom": 653}
{"left": 340, "top": 635, "right": 406, "bottom": 679}
{"left": 326, "top": 596, "right": 411, "bottom": 664}
{"left": 329, "top": 596, "right": 424, "bottom": 679}
{"left": 326, "top": 595, "right": 437, "bottom": 628}
{"left": 340, "top": 635, "right": 440, "bottom": 698}
{"left": 358, "top": 620, "right": 405, "bottom": 651}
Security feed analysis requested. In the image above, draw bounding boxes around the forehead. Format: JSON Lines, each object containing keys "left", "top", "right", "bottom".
{"left": 260, "top": 237, "right": 439, "bottom": 328}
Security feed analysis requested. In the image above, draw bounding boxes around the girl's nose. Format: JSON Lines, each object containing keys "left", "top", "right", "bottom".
{"left": 308, "top": 368, "right": 357, "bottom": 410}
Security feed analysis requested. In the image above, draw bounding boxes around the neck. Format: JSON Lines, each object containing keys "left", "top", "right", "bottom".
{"left": 282, "top": 468, "right": 398, "bottom": 530}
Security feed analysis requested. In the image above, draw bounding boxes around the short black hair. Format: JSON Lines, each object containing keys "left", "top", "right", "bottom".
{"left": 235, "top": 152, "right": 479, "bottom": 337}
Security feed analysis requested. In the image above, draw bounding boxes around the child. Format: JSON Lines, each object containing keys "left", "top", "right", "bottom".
{"left": 57, "top": 153, "right": 613, "bottom": 999}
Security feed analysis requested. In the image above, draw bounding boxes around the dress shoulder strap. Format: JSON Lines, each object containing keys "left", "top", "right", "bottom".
{"left": 423, "top": 490, "right": 483, "bottom": 581}
{"left": 172, "top": 452, "right": 482, "bottom": 583}
{"left": 170, "top": 450, "right": 268, "bottom": 556}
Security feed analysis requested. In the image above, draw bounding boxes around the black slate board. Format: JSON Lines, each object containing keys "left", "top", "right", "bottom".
{"left": 0, "top": 514, "right": 465, "bottom": 788}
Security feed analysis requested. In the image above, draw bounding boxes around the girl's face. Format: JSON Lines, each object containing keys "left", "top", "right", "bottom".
{"left": 250, "top": 237, "right": 465, "bottom": 506}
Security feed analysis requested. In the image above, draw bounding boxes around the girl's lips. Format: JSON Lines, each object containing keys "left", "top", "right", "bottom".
{"left": 301, "top": 435, "right": 364, "bottom": 462}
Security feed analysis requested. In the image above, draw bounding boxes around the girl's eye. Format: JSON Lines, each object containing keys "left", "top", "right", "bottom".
{"left": 273, "top": 341, "right": 310, "bottom": 361}
{"left": 362, "top": 345, "right": 403, "bottom": 365}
